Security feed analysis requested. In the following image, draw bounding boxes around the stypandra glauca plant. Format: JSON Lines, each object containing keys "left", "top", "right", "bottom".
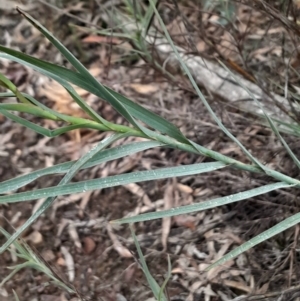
{"left": 0, "top": 4, "right": 299, "bottom": 299}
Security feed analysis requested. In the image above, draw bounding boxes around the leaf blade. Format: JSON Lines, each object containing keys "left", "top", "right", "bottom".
{"left": 0, "top": 141, "right": 164, "bottom": 193}
{"left": 0, "top": 162, "right": 226, "bottom": 204}
{"left": 0, "top": 133, "right": 125, "bottom": 253}
{"left": 112, "top": 182, "right": 293, "bottom": 224}
{"left": 0, "top": 46, "right": 189, "bottom": 143}
{"left": 208, "top": 211, "right": 300, "bottom": 270}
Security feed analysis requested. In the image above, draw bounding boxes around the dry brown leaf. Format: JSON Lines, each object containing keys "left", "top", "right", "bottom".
{"left": 166, "top": 17, "right": 187, "bottom": 44}
{"left": 207, "top": 260, "right": 234, "bottom": 281}
{"left": 162, "top": 182, "right": 174, "bottom": 250}
{"left": 190, "top": 281, "right": 202, "bottom": 292}
{"left": 123, "top": 183, "right": 153, "bottom": 207}
{"left": 187, "top": 244, "right": 208, "bottom": 259}
{"left": 107, "top": 224, "right": 132, "bottom": 258}
{"left": 32, "top": 198, "right": 46, "bottom": 215}
{"left": 250, "top": 46, "right": 282, "bottom": 60}
{"left": 60, "top": 246, "right": 75, "bottom": 282}
{"left": 68, "top": 223, "right": 82, "bottom": 250}
{"left": 39, "top": 80, "right": 87, "bottom": 117}
{"left": 130, "top": 199, "right": 165, "bottom": 217}
{"left": 199, "top": 263, "right": 210, "bottom": 271}
{"left": 177, "top": 183, "right": 193, "bottom": 194}
{"left": 116, "top": 159, "right": 137, "bottom": 174}
{"left": 216, "top": 31, "right": 239, "bottom": 61}
{"left": 193, "top": 187, "right": 212, "bottom": 197}
{"left": 171, "top": 267, "right": 184, "bottom": 274}
{"left": 10, "top": 211, "right": 21, "bottom": 225}
{"left": 130, "top": 83, "right": 159, "bottom": 94}
{"left": 51, "top": 194, "right": 84, "bottom": 220}
{"left": 228, "top": 269, "right": 245, "bottom": 277}
{"left": 173, "top": 215, "right": 196, "bottom": 231}
{"left": 222, "top": 280, "right": 252, "bottom": 293}
{"left": 124, "top": 265, "right": 136, "bottom": 283}
{"left": 200, "top": 284, "right": 217, "bottom": 297}
{"left": 0, "top": 287, "right": 8, "bottom": 298}
{"left": 79, "top": 191, "right": 93, "bottom": 218}
{"left": 56, "top": 219, "right": 70, "bottom": 238}
{"left": 256, "top": 282, "right": 269, "bottom": 294}
{"left": 82, "top": 35, "right": 122, "bottom": 45}
{"left": 216, "top": 241, "right": 233, "bottom": 260}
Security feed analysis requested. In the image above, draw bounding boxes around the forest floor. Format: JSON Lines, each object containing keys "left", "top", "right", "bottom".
{"left": 1, "top": 1, "right": 300, "bottom": 301}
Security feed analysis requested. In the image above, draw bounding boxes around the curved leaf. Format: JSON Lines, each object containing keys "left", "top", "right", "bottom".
{"left": 0, "top": 46, "right": 188, "bottom": 143}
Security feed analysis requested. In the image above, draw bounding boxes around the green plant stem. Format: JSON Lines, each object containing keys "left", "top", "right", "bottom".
{"left": 1, "top": 102, "right": 299, "bottom": 189}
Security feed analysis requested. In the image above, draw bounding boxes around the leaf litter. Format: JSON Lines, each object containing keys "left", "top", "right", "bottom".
{"left": 1, "top": 1, "right": 300, "bottom": 301}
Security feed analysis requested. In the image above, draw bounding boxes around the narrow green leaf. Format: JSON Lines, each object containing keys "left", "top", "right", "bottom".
{"left": 17, "top": 8, "right": 154, "bottom": 136}
{"left": 269, "top": 117, "right": 300, "bottom": 136}
{"left": 0, "top": 228, "right": 28, "bottom": 257}
{"left": 0, "top": 262, "right": 28, "bottom": 287}
{"left": 219, "top": 61, "right": 300, "bottom": 170}
{"left": 0, "top": 103, "right": 59, "bottom": 120}
{"left": 16, "top": 7, "right": 107, "bottom": 125}
{"left": 65, "top": 86, "right": 110, "bottom": 125}
{"left": 0, "top": 108, "right": 102, "bottom": 137}
{"left": 0, "top": 141, "right": 164, "bottom": 193}
{"left": 0, "top": 227, "right": 74, "bottom": 293}
{"left": 142, "top": 0, "right": 158, "bottom": 37}
{"left": 112, "top": 182, "right": 292, "bottom": 224}
{"left": 0, "top": 72, "right": 31, "bottom": 105}
{"left": 0, "top": 162, "right": 226, "bottom": 204}
{"left": 0, "top": 45, "right": 189, "bottom": 143}
{"left": 130, "top": 225, "right": 166, "bottom": 301}
{"left": 208, "top": 212, "right": 300, "bottom": 270}
{"left": 12, "top": 290, "right": 20, "bottom": 301}
{"left": 0, "top": 134, "right": 125, "bottom": 253}
{"left": 0, "top": 74, "right": 299, "bottom": 188}
{"left": 149, "top": 0, "right": 267, "bottom": 171}
{"left": 158, "top": 255, "right": 171, "bottom": 301}
{"left": 0, "top": 91, "right": 145, "bottom": 135}
{"left": 0, "top": 108, "right": 56, "bottom": 137}
{"left": 0, "top": 91, "right": 80, "bottom": 123}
